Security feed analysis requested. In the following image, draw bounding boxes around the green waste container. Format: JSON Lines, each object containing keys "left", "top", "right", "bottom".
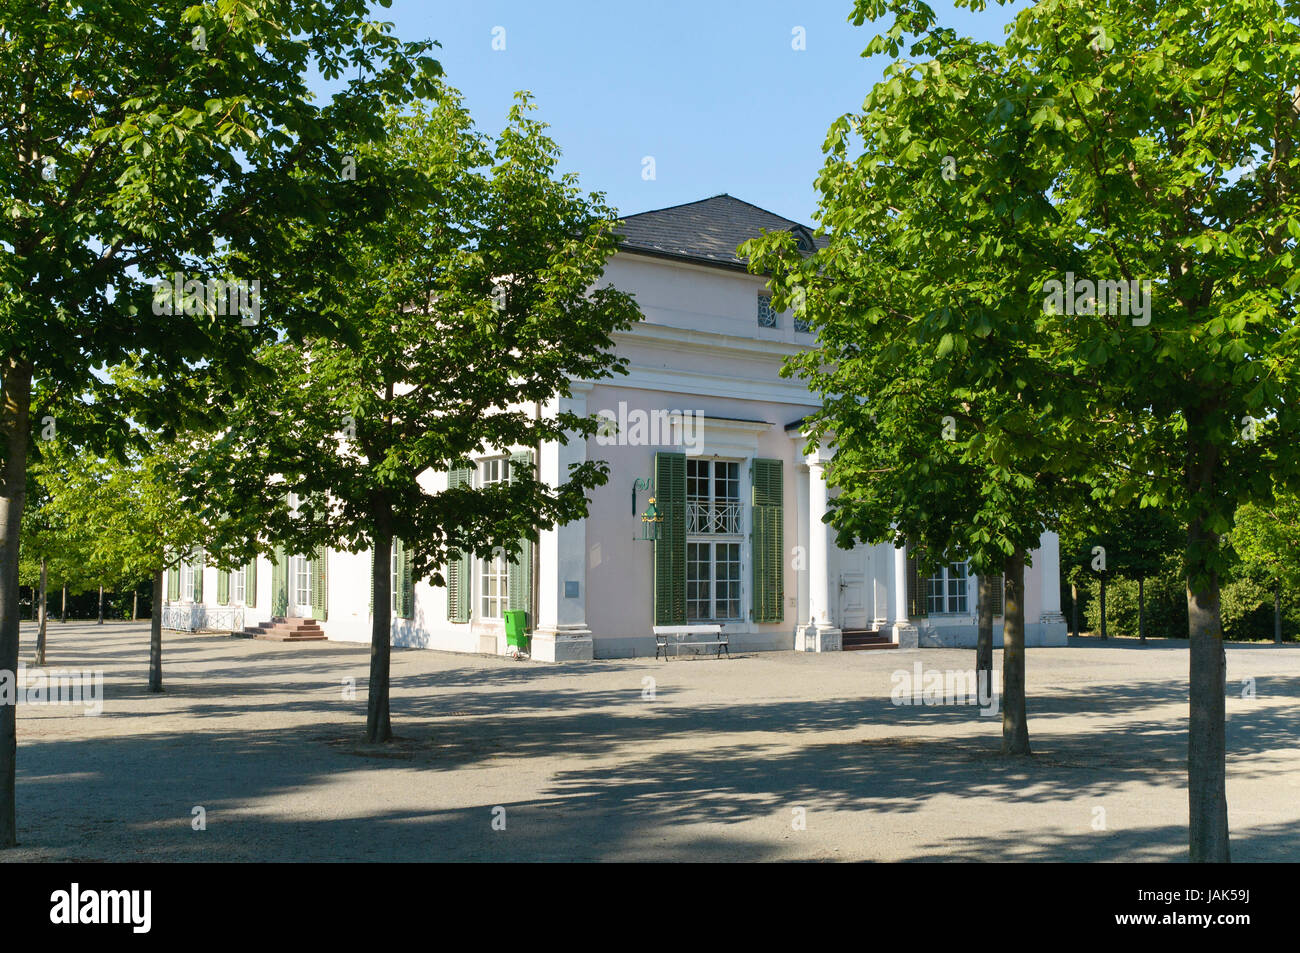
{"left": 504, "top": 610, "right": 529, "bottom": 652}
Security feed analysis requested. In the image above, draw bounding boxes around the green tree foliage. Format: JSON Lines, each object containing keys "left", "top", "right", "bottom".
{"left": 1228, "top": 491, "right": 1300, "bottom": 640}
{"left": 742, "top": 20, "right": 1114, "bottom": 756}
{"left": 32, "top": 432, "right": 213, "bottom": 691}
{"left": 186, "top": 91, "right": 642, "bottom": 743}
{"left": 795, "top": 0, "right": 1300, "bottom": 862}
{"left": 0, "top": 0, "right": 442, "bottom": 846}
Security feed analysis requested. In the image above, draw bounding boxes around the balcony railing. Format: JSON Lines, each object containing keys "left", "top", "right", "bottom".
{"left": 162, "top": 603, "right": 244, "bottom": 633}
{"left": 687, "top": 500, "right": 742, "bottom": 534}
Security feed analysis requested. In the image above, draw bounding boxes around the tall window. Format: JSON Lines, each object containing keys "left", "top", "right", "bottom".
{"left": 927, "top": 561, "right": 969, "bottom": 614}
{"left": 231, "top": 567, "right": 246, "bottom": 605}
{"left": 685, "top": 459, "right": 743, "bottom": 621}
{"left": 292, "top": 555, "right": 311, "bottom": 609}
{"left": 757, "top": 293, "right": 778, "bottom": 328}
{"left": 180, "top": 562, "right": 196, "bottom": 601}
{"left": 479, "top": 458, "right": 508, "bottom": 620}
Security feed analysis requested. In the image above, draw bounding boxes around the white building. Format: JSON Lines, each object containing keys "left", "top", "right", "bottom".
{"left": 163, "top": 195, "right": 1069, "bottom": 659}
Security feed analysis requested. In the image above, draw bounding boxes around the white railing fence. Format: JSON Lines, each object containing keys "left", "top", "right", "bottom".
{"left": 162, "top": 603, "right": 244, "bottom": 633}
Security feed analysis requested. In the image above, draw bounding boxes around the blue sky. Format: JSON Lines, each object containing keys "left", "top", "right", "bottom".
{"left": 355, "top": 1, "right": 1023, "bottom": 225}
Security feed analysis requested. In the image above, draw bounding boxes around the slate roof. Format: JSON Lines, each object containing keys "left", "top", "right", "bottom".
{"left": 616, "top": 194, "right": 826, "bottom": 270}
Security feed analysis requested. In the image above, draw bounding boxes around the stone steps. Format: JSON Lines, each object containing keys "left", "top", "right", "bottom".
{"left": 244, "top": 617, "right": 326, "bottom": 642}
{"left": 841, "top": 629, "right": 897, "bottom": 651}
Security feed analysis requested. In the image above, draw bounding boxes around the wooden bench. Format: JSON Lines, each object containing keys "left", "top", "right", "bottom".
{"left": 653, "top": 624, "right": 729, "bottom": 660}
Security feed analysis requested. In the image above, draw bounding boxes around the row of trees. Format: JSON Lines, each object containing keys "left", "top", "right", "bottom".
{"left": 1062, "top": 493, "right": 1300, "bottom": 642}
{"left": 2, "top": 2, "right": 637, "bottom": 852}
{"left": 744, "top": 0, "right": 1300, "bottom": 862}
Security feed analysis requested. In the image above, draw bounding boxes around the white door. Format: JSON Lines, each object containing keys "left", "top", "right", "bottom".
{"left": 290, "top": 555, "right": 313, "bottom": 618}
{"left": 839, "top": 571, "right": 867, "bottom": 630}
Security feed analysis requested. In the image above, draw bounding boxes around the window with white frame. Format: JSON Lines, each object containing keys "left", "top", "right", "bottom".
{"left": 231, "top": 567, "right": 247, "bottom": 604}
{"left": 180, "top": 562, "right": 196, "bottom": 601}
{"left": 757, "top": 294, "right": 778, "bottom": 328}
{"left": 685, "top": 459, "right": 743, "bottom": 621}
{"left": 292, "top": 554, "right": 311, "bottom": 608}
{"left": 926, "top": 561, "right": 969, "bottom": 614}
{"left": 478, "top": 458, "right": 508, "bottom": 620}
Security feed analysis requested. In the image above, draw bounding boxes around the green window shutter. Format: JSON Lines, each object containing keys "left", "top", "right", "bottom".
{"left": 194, "top": 552, "right": 204, "bottom": 603}
{"left": 245, "top": 559, "right": 257, "bottom": 608}
{"left": 311, "top": 544, "right": 329, "bottom": 621}
{"left": 987, "top": 574, "right": 1004, "bottom": 617}
{"left": 167, "top": 567, "right": 180, "bottom": 601}
{"left": 654, "top": 451, "right": 687, "bottom": 625}
{"left": 217, "top": 570, "right": 229, "bottom": 606}
{"left": 271, "top": 545, "right": 288, "bottom": 617}
{"left": 446, "top": 464, "right": 474, "bottom": 623}
{"left": 751, "top": 458, "right": 784, "bottom": 623}
{"left": 507, "top": 451, "right": 534, "bottom": 624}
{"left": 906, "top": 545, "right": 928, "bottom": 618}
{"left": 393, "top": 537, "right": 413, "bottom": 619}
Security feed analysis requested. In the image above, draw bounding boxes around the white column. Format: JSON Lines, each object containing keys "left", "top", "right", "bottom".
{"left": 890, "top": 537, "right": 919, "bottom": 649}
{"left": 808, "top": 460, "right": 832, "bottom": 626}
{"left": 893, "top": 544, "right": 909, "bottom": 625}
{"left": 533, "top": 382, "right": 595, "bottom": 661}
{"left": 1039, "top": 529, "right": 1065, "bottom": 625}
{"left": 795, "top": 465, "right": 810, "bottom": 634}
{"left": 799, "top": 440, "right": 841, "bottom": 652}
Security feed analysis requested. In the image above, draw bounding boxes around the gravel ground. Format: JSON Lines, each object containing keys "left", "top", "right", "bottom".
{"left": 3, "top": 620, "right": 1297, "bottom": 862}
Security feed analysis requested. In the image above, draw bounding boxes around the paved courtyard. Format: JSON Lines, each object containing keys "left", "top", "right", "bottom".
{"left": 4, "top": 620, "right": 1298, "bottom": 862}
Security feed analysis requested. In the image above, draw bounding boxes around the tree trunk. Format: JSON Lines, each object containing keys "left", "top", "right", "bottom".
{"left": 0, "top": 356, "right": 34, "bottom": 849}
{"left": 132, "top": 588, "right": 138, "bottom": 621}
{"left": 1001, "top": 548, "right": 1030, "bottom": 756}
{"left": 1185, "top": 415, "right": 1230, "bottom": 863}
{"left": 97, "top": 585, "right": 104, "bottom": 624}
{"left": 976, "top": 573, "right": 994, "bottom": 692}
{"left": 34, "top": 558, "right": 47, "bottom": 667}
{"left": 148, "top": 569, "right": 164, "bottom": 693}
{"left": 1071, "top": 581, "right": 1079, "bottom": 638}
{"left": 1139, "top": 576, "right": 1146, "bottom": 643}
{"left": 1274, "top": 582, "right": 1282, "bottom": 644}
{"left": 1099, "top": 573, "right": 1108, "bottom": 639}
{"left": 366, "top": 519, "right": 393, "bottom": 743}
{"left": 60, "top": 582, "right": 66, "bottom": 622}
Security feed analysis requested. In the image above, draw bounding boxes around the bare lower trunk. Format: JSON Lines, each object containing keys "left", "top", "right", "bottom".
{"left": 148, "top": 570, "right": 164, "bottom": 693}
{"left": 0, "top": 356, "right": 33, "bottom": 849}
{"left": 976, "top": 573, "right": 994, "bottom": 690}
{"left": 1001, "top": 548, "right": 1030, "bottom": 755}
{"left": 1139, "top": 576, "right": 1146, "bottom": 643}
{"left": 1275, "top": 583, "right": 1282, "bottom": 644}
{"left": 59, "top": 582, "right": 66, "bottom": 622}
{"left": 1070, "top": 581, "right": 1079, "bottom": 638}
{"left": 97, "top": 585, "right": 104, "bottom": 624}
{"left": 366, "top": 521, "right": 393, "bottom": 743}
{"left": 1099, "top": 573, "right": 1107, "bottom": 639}
{"left": 34, "top": 558, "right": 47, "bottom": 666}
{"left": 132, "top": 588, "right": 138, "bottom": 621}
{"left": 1186, "top": 413, "right": 1229, "bottom": 863}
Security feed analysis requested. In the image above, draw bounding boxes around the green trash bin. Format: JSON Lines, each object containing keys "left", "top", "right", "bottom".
{"left": 504, "top": 610, "right": 529, "bottom": 652}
